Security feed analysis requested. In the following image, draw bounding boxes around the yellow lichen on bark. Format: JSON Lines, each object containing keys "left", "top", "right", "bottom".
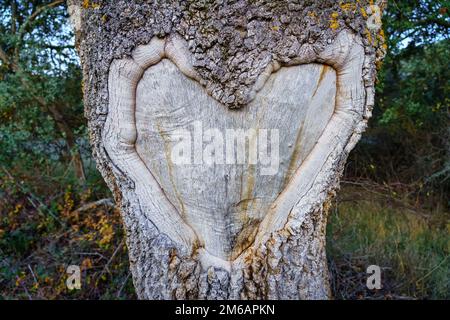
{"left": 330, "top": 12, "right": 340, "bottom": 30}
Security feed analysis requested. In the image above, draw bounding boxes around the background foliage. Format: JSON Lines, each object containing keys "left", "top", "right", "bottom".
{"left": 0, "top": 0, "right": 448, "bottom": 299}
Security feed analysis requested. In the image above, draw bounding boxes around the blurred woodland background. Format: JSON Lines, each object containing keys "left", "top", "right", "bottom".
{"left": 0, "top": 0, "right": 448, "bottom": 299}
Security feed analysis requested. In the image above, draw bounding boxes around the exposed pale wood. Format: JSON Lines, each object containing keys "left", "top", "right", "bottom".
{"left": 104, "top": 29, "right": 365, "bottom": 273}
{"left": 134, "top": 60, "right": 336, "bottom": 261}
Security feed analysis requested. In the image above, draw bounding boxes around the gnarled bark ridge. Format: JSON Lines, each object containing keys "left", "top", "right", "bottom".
{"left": 68, "top": 0, "right": 386, "bottom": 299}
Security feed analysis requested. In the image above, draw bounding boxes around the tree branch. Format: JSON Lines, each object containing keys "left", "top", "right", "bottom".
{"left": 18, "top": 0, "right": 65, "bottom": 38}
{"left": 417, "top": 17, "right": 450, "bottom": 29}
{"left": 14, "top": 0, "right": 65, "bottom": 65}
{"left": 72, "top": 199, "right": 115, "bottom": 214}
{"left": 11, "top": 0, "right": 17, "bottom": 34}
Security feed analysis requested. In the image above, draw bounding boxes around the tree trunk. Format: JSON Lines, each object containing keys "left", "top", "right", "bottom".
{"left": 68, "top": 0, "right": 386, "bottom": 299}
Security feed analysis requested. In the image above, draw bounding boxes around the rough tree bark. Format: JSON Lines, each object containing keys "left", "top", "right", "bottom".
{"left": 68, "top": 0, "right": 386, "bottom": 299}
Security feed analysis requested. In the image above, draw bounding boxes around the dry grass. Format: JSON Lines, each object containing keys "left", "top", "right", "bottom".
{"left": 328, "top": 183, "right": 449, "bottom": 300}
{"left": 1, "top": 173, "right": 448, "bottom": 299}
